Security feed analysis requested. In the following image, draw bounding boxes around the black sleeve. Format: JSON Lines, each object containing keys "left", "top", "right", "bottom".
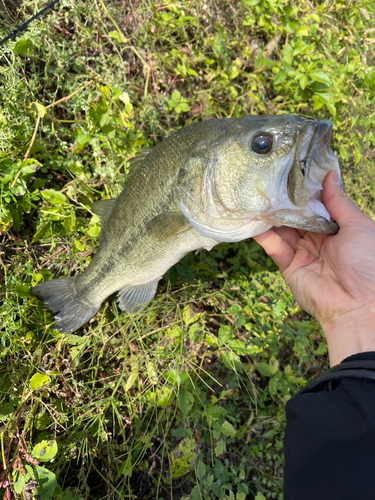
{"left": 284, "top": 352, "right": 375, "bottom": 500}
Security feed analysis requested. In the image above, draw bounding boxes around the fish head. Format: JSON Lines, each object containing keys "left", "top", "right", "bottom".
{"left": 175, "top": 114, "right": 341, "bottom": 242}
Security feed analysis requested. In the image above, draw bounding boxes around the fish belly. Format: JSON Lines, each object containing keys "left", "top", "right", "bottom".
{"left": 75, "top": 227, "right": 218, "bottom": 309}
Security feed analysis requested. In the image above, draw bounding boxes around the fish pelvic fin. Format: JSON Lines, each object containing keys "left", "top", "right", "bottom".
{"left": 32, "top": 277, "right": 100, "bottom": 334}
{"left": 117, "top": 277, "right": 161, "bottom": 314}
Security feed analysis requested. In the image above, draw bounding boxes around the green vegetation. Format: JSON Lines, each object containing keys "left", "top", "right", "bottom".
{"left": 0, "top": 0, "right": 374, "bottom": 498}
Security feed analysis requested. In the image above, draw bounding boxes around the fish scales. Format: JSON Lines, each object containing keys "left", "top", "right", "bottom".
{"left": 32, "top": 115, "right": 341, "bottom": 333}
{"left": 76, "top": 119, "right": 229, "bottom": 297}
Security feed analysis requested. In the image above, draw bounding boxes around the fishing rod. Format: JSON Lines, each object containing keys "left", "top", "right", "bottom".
{"left": 0, "top": 0, "right": 60, "bottom": 47}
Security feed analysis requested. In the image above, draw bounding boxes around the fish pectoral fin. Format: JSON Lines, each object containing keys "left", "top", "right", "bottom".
{"left": 117, "top": 277, "right": 161, "bottom": 313}
{"left": 91, "top": 199, "right": 116, "bottom": 221}
{"left": 148, "top": 212, "right": 192, "bottom": 239}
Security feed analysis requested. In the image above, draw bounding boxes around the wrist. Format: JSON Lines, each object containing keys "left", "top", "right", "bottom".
{"left": 322, "top": 307, "right": 375, "bottom": 367}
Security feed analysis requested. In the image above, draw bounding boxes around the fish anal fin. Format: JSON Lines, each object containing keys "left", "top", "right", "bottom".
{"left": 148, "top": 212, "right": 192, "bottom": 240}
{"left": 91, "top": 199, "right": 116, "bottom": 221}
{"left": 117, "top": 277, "right": 160, "bottom": 313}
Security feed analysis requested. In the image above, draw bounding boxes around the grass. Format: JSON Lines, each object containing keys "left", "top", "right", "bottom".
{"left": 0, "top": 0, "right": 375, "bottom": 498}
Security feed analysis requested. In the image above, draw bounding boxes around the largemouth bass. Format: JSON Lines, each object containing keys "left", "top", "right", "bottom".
{"left": 32, "top": 115, "right": 341, "bottom": 333}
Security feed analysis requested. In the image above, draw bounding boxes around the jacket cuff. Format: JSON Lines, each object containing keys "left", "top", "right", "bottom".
{"left": 300, "top": 351, "right": 375, "bottom": 393}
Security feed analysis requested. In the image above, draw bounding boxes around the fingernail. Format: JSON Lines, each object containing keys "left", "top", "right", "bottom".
{"left": 333, "top": 172, "right": 340, "bottom": 186}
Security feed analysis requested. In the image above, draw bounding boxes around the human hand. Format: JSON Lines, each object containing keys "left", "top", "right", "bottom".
{"left": 254, "top": 170, "right": 375, "bottom": 366}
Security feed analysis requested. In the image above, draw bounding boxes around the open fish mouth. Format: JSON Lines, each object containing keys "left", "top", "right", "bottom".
{"left": 286, "top": 118, "right": 340, "bottom": 234}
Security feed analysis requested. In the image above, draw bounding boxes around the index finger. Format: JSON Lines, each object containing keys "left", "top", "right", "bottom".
{"left": 253, "top": 229, "right": 296, "bottom": 273}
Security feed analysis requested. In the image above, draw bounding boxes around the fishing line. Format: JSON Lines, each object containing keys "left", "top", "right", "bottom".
{"left": 0, "top": 0, "right": 60, "bottom": 47}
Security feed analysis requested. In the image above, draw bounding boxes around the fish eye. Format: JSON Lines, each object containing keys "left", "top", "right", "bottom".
{"left": 251, "top": 134, "right": 273, "bottom": 154}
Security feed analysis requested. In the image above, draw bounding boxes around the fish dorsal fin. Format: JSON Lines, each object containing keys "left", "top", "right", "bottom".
{"left": 117, "top": 277, "right": 160, "bottom": 313}
{"left": 127, "top": 148, "right": 153, "bottom": 176}
{"left": 91, "top": 198, "right": 116, "bottom": 221}
{"left": 147, "top": 211, "right": 192, "bottom": 240}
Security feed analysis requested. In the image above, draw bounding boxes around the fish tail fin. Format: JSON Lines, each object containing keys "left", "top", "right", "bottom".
{"left": 32, "top": 277, "right": 100, "bottom": 333}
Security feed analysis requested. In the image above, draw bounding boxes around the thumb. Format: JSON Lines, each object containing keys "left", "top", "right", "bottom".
{"left": 321, "top": 170, "right": 365, "bottom": 227}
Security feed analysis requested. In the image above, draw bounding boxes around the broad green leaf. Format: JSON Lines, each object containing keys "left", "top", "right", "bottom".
{"left": 299, "top": 74, "right": 308, "bottom": 90}
{"left": 205, "top": 333, "right": 219, "bottom": 346}
{"left": 296, "top": 25, "right": 310, "bottom": 36}
{"left": 20, "top": 158, "right": 42, "bottom": 175}
{"left": 264, "top": 429, "right": 278, "bottom": 439}
{"left": 33, "top": 101, "right": 46, "bottom": 118}
{"left": 310, "top": 71, "right": 332, "bottom": 85}
{"left": 76, "top": 132, "right": 91, "bottom": 145}
{"left": 34, "top": 466, "right": 58, "bottom": 499}
{"left": 63, "top": 211, "right": 77, "bottom": 232}
{"left": 313, "top": 95, "right": 324, "bottom": 110}
{"left": 40, "top": 189, "right": 66, "bottom": 205}
{"left": 255, "top": 362, "right": 273, "bottom": 377}
{"left": 97, "top": 84, "right": 110, "bottom": 97}
{"left": 269, "top": 356, "right": 279, "bottom": 375}
{"left": 32, "top": 222, "right": 51, "bottom": 243}
{"left": 125, "top": 371, "right": 138, "bottom": 392}
{"left": 190, "top": 485, "right": 201, "bottom": 500}
{"left": 236, "top": 491, "right": 247, "bottom": 500}
{"left": 227, "top": 304, "right": 242, "bottom": 315}
{"left": 255, "top": 493, "right": 266, "bottom": 500}
{"left": 221, "top": 420, "right": 236, "bottom": 437}
{"left": 32, "top": 440, "right": 58, "bottom": 462}
{"left": 241, "top": 0, "right": 261, "bottom": 5}
{"left": 117, "top": 453, "right": 132, "bottom": 478}
{"left": 364, "top": 71, "right": 375, "bottom": 91}
{"left": 196, "top": 460, "right": 206, "bottom": 480}
{"left": 272, "top": 300, "right": 286, "bottom": 318}
{"left": 274, "top": 71, "right": 287, "bottom": 85}
{"left": 154, "top": 387, "right": 175, "bottom": 408}
{"left": 119, "top": 92, "right": 130, "bottom": 105}
{"left": 215, "top": 438, "right": 226, "bottom": 457}
{"left": 16, "top": 284, "right": 30, "bottom": 297}
{"left": 171, "top": 89, "right": 181, "bottom": 101}
{"left": 87, "top": 223, "right": 100, "bottom": 238}
{"left": 269, "top": 376, "right": 278, "bottom": 396}
{"left": 13, "top": 39, "right": 31, "bottom": 54}
{"left": 13, "top": 472, "right": 26, "bottom": 494}
{"left": 170, "top": 438, "right": 197, "bottom": 478}
{"left": 35, "top": 413, "right": 52, "bottom": 431}
{"left": 30, "top": 373, "right": 51, "bottom": 390}
{"left": 221, "top": 351, "right": 242, "bottom": 373}
{"left": 229, "top": 339, "right": 247, "bottom": 355}
{"left": 326, "top": 102, "right": 336, "bottom": 116}
{"left": 0, "top": 402, "right": 14, "bottom": 421}
{"left": 57, "top": 488, "right": 84, "bottom": 500}
{"left": 339, "top": 145, "right": 348, "bottom": 161}
{"left": 208, "top": 405, "right": 227, "bottom": 418}
{"left": 147, "top": 361, "right": 158, "bottom": 385}
{"left": 237, "top": 493, "right": 247, "bottom": 500}
{"left": 64, "top": 334, "right": 85, "bottom": 345}
{"left": 178, "top": 389, "right": 195, "bottom": 415}
{"left": 218, "top": 325, "right": 232, "bottom": 343}
{"left": 108, "top": 30, "right": 127, "bottom": 43}
{"left": 179, "top": 102, "right": 190, "bottom": 112}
